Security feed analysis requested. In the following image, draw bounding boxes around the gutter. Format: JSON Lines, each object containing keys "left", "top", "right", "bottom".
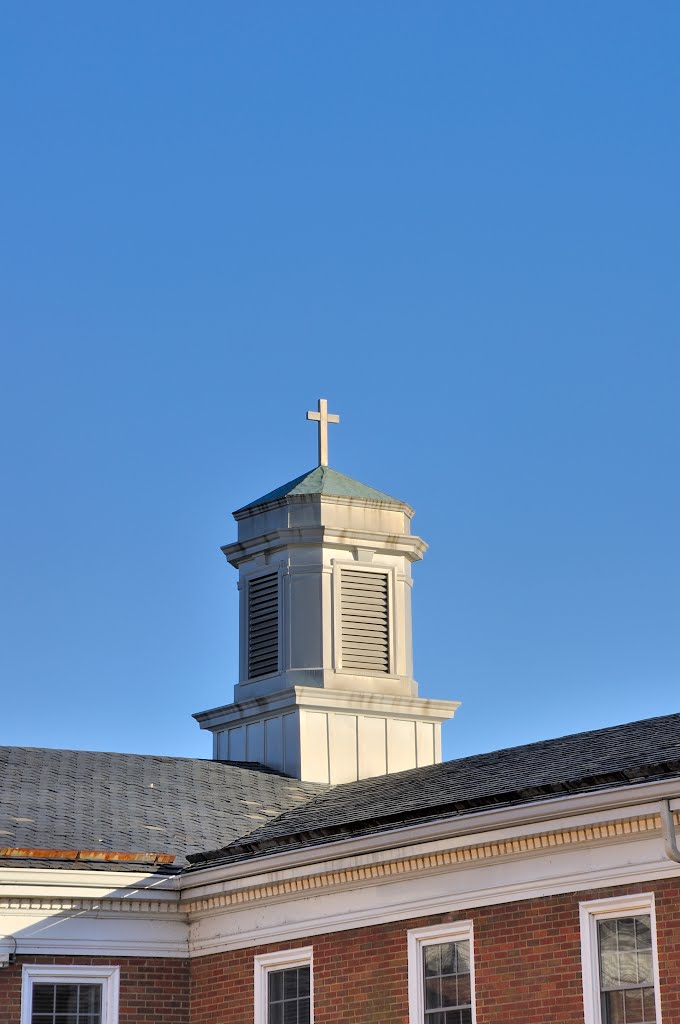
{"left": 181, "top": 777, "right": 680, "bottom": 894}
{"left": 660, "top": 799, "right": 680, "bottom": 863}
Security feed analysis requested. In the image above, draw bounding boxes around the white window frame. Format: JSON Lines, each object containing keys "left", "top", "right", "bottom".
{"left": 253, "top": 945, "right": 314, "bottom": 1024}
{"left": 579, "top": 892, "right": 663, "bottom": 1024}
{"left": 407, "top": 920, "right": 476, "bottom": 1024}
{"left": 21, "top": 964, "right": 120, "bottom": 1024}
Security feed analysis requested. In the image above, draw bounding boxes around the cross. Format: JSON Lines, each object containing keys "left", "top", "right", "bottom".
{"left": 306, "top": 398, "right": 340, "bottom": 467}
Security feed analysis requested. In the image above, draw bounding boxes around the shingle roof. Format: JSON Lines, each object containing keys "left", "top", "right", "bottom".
{"left": 4, "top": 712, "right": 679, "bottom": 875}
{"left": 0, "top": 747, "right": 324, "bottom": 870}
{"left": 235, "top": 466, "right": 404, "bottom": 512}
{"left": 188, "top": 711, "right": 680, "bottom": 867}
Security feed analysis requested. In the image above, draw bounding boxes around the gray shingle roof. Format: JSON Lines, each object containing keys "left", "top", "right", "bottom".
{"left": 188, "top": 711, "right": 680, "bottom": 867}
{"left": 4, "top": 712, "right": 679, "bottom": 875}
{"left": 0, "top": 747, "right": 324, "bottom": 870}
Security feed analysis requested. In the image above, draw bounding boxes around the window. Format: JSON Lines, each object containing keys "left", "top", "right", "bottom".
{"left": 254, "top": 947, "right": 313, "bottom": 1024}
{"left": 408, "top": 922, "right": 475, "bottom": 1024}
{"left": 580, "top": 895, "right": 662, "bottom": 1024}
{"left": 248, "top": 572, "right": 279, "bottom": 679}
{"left": 21, "top": 967, "right": 119, "bottom": 1024}
{"left": 339, "top": 568, "right": 390, "bottom": 674}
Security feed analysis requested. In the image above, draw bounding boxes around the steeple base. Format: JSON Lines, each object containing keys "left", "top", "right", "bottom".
{"left": 194, "top": 687, "right": 459, "bottom": 784}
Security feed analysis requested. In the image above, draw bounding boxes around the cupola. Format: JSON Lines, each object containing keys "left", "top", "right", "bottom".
{"left": 194, "top": 400, "right": 458, "bottom": 783}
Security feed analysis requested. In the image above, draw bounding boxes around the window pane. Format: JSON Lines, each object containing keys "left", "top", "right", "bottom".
{"left": 643, "top": 987, "right": 657, "bottom": 1019}
{"left": 440, "top": 977, "right": 459, "bottom": 1007}
{"left": 599, "top": 920, "right": 618, "bottom": 950}
{"left": 456, "top": 941, "right": 471, "bottom": 973}
{"left": 424, "top": 946, "right": 441, "bottom": 977}
{"left": 617, "top": 918, "right": 636, "bottom": 951}
{"left": 55, "top": 989, "right": 79, "bottom": 1013}
{"left": 624, "top": 989, "right": 644, "bottom": 1021}
{"left": 282, "top": 1003, "right": 297, "bottom": 1024}
{"left": 77, "top": 987, "right": 101, "bottom": 1014}
{"left": 269, "top": 972, "right": 283, "bottom": 1002}
{"left": 636, "top": 951, "right": 653, "bottom": 986}
{"left": 32, "top": 984, "right": 102, "bottom": 1024}
{"left": 425, "top": 978, "right": 441, "bottom": 1009}
{"left": 268, "top": 966, "right": 311, "bottom": 1024}
{"left": 457, "top": 973, "right": 471, "bottom": 1005}
{"left": 635, "top": 918, "right": 652, "bottom": 949}
{"left": 602, "top": 990, "right": 625, "bottom": 1024}
{"left": 600, "top": 951, "right": 620, "bottom": 989}
{"left": 598, "top": 916, "right": 657, "bottom": 1024}
{"left": 32, "top": 987, "right": 55, "bottom": 1014}
{"left": 283, "top": 969, "right": 298, "bottom": 1000}
{"left": 440, "top": 943, "right": 455, "bottom": 975}
{"left": 423, "top": 939, "right": 472, "bottom": 1018}
{"left": 618, "top": 952, "right": 638, "bottom": 985}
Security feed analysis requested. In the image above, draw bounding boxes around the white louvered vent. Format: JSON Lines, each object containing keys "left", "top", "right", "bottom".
{"left": 247, "top": 573, "right": 279, "bottom": 679}
{"left": 340, "top": 569, "right": 390, "bottom": 674}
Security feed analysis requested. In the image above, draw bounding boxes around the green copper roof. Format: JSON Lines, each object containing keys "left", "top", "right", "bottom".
{"left": 237, "top": 466, "right": 404, "bottom": 512}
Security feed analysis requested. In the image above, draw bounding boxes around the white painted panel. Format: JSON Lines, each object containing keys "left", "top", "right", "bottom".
{"left": 358, "top": 717, "right": 387, "bottom": 779}
{"left": 329, "top": 714, "right": 358, "bottom": 783}
{"left": 387, "top": 719, "right": 417, "bottom": 773}
{"left": 265, "top": 717, "right": 284, "bottom": 771}
{"left": 190, "top": 833, "right": 676, "bottom": 957}
{"left": 246, "top": 721, "right": 265, "bottom": 763}
{"left": 300, "top": 711, "right": 329, "bottom": 783}
{"left": 416, "top": 721, "right": 435, "bottom": 767}
{"left": 228, "top": 726, "right": 245, "bottom": 761}
{"left": 289, "top": 573, "right": 322, "bottom": 668}
{"left": 216, "top": 731, "right": 228, "bottom": 760}
{"left": 0, "top": 907, "right": 188, "bottom": 958}
{"left": 283, "top": 712, "right": 300, "bottom": 778}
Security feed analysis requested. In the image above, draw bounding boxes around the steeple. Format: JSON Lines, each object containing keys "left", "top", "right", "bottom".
{"left": 193, "top": 400, "right": 458, "bottom": 783}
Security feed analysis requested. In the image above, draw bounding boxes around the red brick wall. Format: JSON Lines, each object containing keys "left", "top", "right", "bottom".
{"left": 190, "top": 878, "right": 680, "bottom": 1024}
{"left": 0, "top": 956, "right": 189, "bottom": 1024}
{"left": 2, "top": 879, "right": 679, "bottom": 1023}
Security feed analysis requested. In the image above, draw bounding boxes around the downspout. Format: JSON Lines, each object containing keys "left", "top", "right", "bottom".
{"left": 660, "top": 800, "right": 680, "bottom": 864}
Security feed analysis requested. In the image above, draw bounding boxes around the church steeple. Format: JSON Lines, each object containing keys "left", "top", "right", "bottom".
{"left": 193, "top": 400, "right": 459, "bottom": 783}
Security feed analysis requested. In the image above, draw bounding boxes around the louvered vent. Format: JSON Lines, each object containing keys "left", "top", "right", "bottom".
{"left": 340, "top": 569, "right": 390, "bottom": 674}
{"left": 247, "top": 573, "right": 279, "bottom": 679}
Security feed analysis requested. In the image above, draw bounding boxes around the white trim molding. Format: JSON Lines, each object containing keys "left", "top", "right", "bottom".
{"left": 253, "top": 945, "right": 314, "bottom": 1024}
{"left": 407, "top": 920, "right": 476, "bottom": 1024}
{"left": 21, "top": 964, "right": 120, "bottom": 1024}
{"left": 579, "top": 892, "right": 663, "bottom": 1024}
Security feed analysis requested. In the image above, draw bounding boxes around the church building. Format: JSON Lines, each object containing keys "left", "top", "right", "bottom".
{"left": 1, "top": 400, "right": 679, "bottom": 1024}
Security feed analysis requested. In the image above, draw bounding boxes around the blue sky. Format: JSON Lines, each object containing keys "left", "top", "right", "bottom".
{"left": 1, "top": 2, "right": 678, "bottom": 762}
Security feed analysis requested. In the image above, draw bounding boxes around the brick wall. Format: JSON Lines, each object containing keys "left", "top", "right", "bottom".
{"left": 2, "top": 879, "right": 679, "bottom": 1023}
{"left": 190, "top": 878, "right": 680, "bottom": 1024}
{"left": 0, "top": 956, "right": 189, "bottom": 1024}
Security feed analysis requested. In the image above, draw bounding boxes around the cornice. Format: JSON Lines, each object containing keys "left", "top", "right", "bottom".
{"left": 180, "top": 808, "right": 679, "bottom": 917}
{"left": 222, "top": 526, "right": 427, "bottom": 566}
{"left": 193, "top": 686, "right": 459, "bottom": 729}
{"left": 2, "top": 807, "right": 677, "bottom": 922}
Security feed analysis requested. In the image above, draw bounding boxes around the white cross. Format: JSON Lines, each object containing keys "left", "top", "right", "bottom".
{"left": 306, "top": 398, "right": 340, "bottom": 467}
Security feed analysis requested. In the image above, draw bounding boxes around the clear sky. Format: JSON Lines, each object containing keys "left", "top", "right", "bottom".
{"left": 1, "top": 2, "right": 678, "bottom": 764}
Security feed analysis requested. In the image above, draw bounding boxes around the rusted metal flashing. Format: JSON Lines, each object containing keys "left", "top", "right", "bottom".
{"left": 0, "top": 846, "right": 175, "bottom": 865}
